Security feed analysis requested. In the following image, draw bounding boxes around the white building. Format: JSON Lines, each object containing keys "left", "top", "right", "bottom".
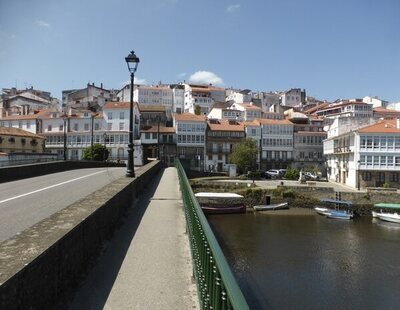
{"left": 363, "top": 96, "right": 388, "bottom": 109}
{"left": 118, "top": 84, "right": 185, "bottom": 118}
{"left": 229, "top": 102, "right": 262, "bottom": 121}
{"left": 324, "top": 119, "right": 400, "bottom": 189}
{"left": 62, "top": 83, "right": 114, "bottom": 112}
{"left": 316, "top": 100, "right": 373, "bottom": 119}
{"left": 173, "top": 113, "right": 206, "bottom": 170}
{"left": 226, "top": 89, "right": 251, "bottom": 104}
{"left": 207, "top": 107, "right": 244, "bottom": 121}
{"left": 183, "top": 84, "right": 225, "bottom": 114}
{"left": 280, "top": 89, "right": 305, "bottom": 107}
{"left": 258, "top": 118, "right": 294, "bottom": 170}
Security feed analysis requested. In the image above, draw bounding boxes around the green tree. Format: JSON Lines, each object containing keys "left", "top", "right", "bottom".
{"left": 229, "top": 138, "right": 258, "bottom": 174}
{"left": 194, "top": 105, "right": 201, "bottom": 115}
{"left": 82, "top": 144, "right": 109, "bottom": 161}
{"left": 284, "top": 167, "right": 300, "bottom": 180}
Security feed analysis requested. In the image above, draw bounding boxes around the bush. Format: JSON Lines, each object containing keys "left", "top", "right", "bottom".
{"left": 284, "top": 167, "right": 300, "bottom": 180}
{"left": 82, "top": 144, "right": 109, "bottom": 161}
{"left": 383, "top": 182, "right": 391, "bottom": 188}
{"left": 247, "top": 171, "right": 261, "bottom": 180}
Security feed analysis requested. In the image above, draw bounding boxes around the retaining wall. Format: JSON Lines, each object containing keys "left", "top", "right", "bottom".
{"left": 0, "top": 160, "right": 162, "bottom": 309}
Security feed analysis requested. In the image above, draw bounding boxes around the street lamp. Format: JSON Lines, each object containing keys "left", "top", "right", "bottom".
{"left": 125, "top": 50, "right": 140, "bottom": 177}
{"left": 103, "top": 132, "right": 108, "bottom": 162}
{"left": 63, "top": 116, "right": 67, "bottom": 160}
{"left": 357, "top": 159, "right": 361, "bottom": 191}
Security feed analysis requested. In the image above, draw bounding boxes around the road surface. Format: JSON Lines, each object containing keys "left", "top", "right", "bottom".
{"left": 0, "top": 167, "right": 126, "bottom": 243}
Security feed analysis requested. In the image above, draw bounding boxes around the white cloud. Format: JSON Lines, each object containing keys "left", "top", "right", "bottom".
{"left": 122, "top": 77, "right": 146, "bottom": 86}
{"left": 36, "top": 20, "right": 50, "bottom": 28}
{"left": 226, "top": 4, "right": 240, "bottom": 13}
{"left": 189, "top": 71, "right": 224, "bottom": 85}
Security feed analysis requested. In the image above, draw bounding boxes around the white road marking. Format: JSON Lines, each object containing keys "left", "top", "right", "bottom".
{"left": 0, "top": 170, "right": 107, "bottom": 205}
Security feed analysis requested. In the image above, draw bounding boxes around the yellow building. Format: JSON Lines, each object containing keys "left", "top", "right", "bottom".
{"left": 0, "top": 127, "right": 45, "bottom": 153}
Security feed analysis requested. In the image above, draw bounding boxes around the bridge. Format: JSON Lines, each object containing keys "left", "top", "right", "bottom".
{"left": 0, "top": 160, "right": 248, "bottom": 309}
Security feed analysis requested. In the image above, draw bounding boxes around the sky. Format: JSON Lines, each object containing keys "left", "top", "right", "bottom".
{"left": 0, "top": 0, "right": 399, "bottom": 102}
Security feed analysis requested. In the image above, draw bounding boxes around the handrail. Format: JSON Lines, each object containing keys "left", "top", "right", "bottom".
{"left": 175, "top": 159, "right": 249, "bottom": 310}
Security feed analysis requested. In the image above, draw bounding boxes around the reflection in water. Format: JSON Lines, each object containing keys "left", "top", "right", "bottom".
{"left": 207, "top": 210, "right": 400, "bottom": 310}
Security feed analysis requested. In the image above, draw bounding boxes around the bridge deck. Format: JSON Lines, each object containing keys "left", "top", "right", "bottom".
{"left": 69, "top": 167, "right": 199, "bottom": 309}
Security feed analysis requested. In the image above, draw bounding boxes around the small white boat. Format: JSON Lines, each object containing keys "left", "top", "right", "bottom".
{"left": 253, "top": 202, "right": 289, "bottom": 211}
{"left": 326, "top": 210, "right": 353, "bottom": 220}
{"left": 314, "top": 207, "right": 332, "bottom": 216}
{"left": 372, "top": 211, "right": 380, "bottom": 218}
{"left": 376, "top": 213, "right": 400, "bottom": 224}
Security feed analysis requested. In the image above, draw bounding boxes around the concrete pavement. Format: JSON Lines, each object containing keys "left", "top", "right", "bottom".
{"left": 69, "top": 167, "right": 199, "bottom": 310}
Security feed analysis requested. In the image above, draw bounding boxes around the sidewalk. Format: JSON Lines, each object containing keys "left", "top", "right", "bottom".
{"left": 69, "top": 167, "right": 198, "bottom": 310}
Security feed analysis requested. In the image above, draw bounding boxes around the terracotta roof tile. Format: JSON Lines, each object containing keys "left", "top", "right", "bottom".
{"left": 103, "top": 102, "right": 138, "bottom": 109}
{"left": 140, "top": 126, "right": 175, "bottom": 133}
{"left": 357, "top": 119, "right": 400, "bottom": 134}
{"left": 0, "top": 127, "right": 45, "bottom": 139}
{"left": 138, "top": 104, "right": 165, "bottom": 112}
{"left": 256, "top": 118, "right": 293, "bottom": 125}
{"left": 174, "top": 113, "right": 206, "bottom": 122}
{"left": 207, "top": 119, "right": 245, "bottom": 132}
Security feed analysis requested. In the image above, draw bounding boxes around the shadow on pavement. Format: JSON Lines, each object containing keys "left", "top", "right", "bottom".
{"left": 68, "top": 168, "right": 165, "bottom": 310}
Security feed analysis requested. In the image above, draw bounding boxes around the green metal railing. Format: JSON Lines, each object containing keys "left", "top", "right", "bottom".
{"left": 175, "top": 159, "right": 249, "bottom": 310}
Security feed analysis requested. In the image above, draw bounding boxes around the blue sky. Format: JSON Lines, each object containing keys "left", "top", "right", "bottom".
{"left": 0, "top": 0, "right": 399, "bottom": 102}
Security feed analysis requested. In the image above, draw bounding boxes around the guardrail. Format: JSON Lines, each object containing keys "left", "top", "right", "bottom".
{"left": 175, "top": 159, "right": 249, "bottom": 310}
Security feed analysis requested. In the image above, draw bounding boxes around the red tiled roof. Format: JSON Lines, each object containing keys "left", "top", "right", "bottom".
{"left": 207, "top": 119, "right": 244, "bottom": 132}
{"left": 357, "top": 119, "right": 400, "bottom": 134}
{"left": 237, "top": 103, "right": 261, "bottom": 111}
{"left": 256, "top": 118, "right": 293, "bottom": 125}
{"left": 103, "top": 102, "right": 138, "bottom": 109}
{"left": 140, "top": 126, "right": 175, "bottom": 133}
{"left": 138, "top": 104, "right": 165, "bottom": 112}
{"left": 174, "top": 113, "right": 206, "bottom": 122}
{"left": 0, "top": 127, "right": 45, "bottom": 139}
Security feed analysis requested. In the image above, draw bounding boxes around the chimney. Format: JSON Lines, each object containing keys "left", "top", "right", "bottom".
{"left": 397, "top": 118, "right": 400, "bottom": 129}
{"left": 100, "top": 83, "right": 103, "bottom": 89}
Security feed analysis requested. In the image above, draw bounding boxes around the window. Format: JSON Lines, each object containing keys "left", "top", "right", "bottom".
{"left": 119, "top": 122, "right": 124, "bottom": 130}
{"left": 74, "top": 123, "right": 78, "bottom": 131}
{"left": 388, "top": 156, "right": 394, "bottom": 166}
{"left": 396, "top": 156, "right": 400, "bottom": 167}
{"left": 120, "top": 112, "right": 125, "bottom": 120}
{"left": 47, "top": 125, "right": 52, "bottom": 132}
{"left": 373, "top": 156, "right": 379, "bottom": 166}
{"left": 145, "top": 133, "right": 150, "bottom": 139}
{"left": 107, "top": 123, "right": 112, "bottom": 130}
{"left": 389, "top": 173, "right": 399, "bottom": 182}
{"left": 381, "top": 156, "right": 386, "bottom": 166}
{"left": 362, "top": 172, "right": 371, "bottom": 181}
{"left": 208, "top": 155, "right": 212, "bottom": 160}
{"left": 152, "top": 133, "right": 157, "bottom": 139}
{"left": 107, "top": 112, "right": 113, "bottom": 120}
{"left": 59, "top": 124, "right": 63, "bottom": 131}
{"left": 18, "top": 121, "right": 22, "bottom": 128}
{"left": 84, "top": 123, "right": 89, "bottom": 131}
{"left": 366, "top": 156, "right": 372, "bottom": 166}
{"left": 27, "top": 121, "right": 30, "bottom": 129}
{"left": 95, "top": 123, "right": 99, "bottom": 130}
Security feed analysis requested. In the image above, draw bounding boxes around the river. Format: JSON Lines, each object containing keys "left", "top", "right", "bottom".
{"left": 207, "top": 208, "right": 400, "bottom": 309}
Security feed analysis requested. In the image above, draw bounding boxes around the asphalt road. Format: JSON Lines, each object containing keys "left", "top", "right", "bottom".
{"left": 0, "top": 167, "right": 127, "bottom": 243}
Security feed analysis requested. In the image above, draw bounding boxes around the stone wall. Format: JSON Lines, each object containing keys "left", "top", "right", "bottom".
{"left": 0, "top": 160, "right": 162, "bottom": 309}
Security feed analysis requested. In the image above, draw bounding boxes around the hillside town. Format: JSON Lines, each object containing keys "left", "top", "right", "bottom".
{"left": 1, "top": 82, "right": 400, "bottom": 190}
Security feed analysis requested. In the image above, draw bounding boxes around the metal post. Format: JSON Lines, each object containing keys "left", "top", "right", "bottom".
{"left": 91, "top": 114, "right": 94, "bottom": 159}
{"left": 126, "top": 72, "right": 135, "bottom": 177}
{"left": 157, "top": 116, "right": 160, "bottom": 160}
{"left": 103, "top": 133, "right": 107, "bottom": 162}
{"left": 357, "top": 160, "right": 361, "bottom": 191}
{"left": 63, "top": 117, "right": 67, "bottom": 160}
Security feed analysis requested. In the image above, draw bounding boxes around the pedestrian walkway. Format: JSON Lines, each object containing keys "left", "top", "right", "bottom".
{"left": 69, "top": 167, "right": 199, "bottom": 310}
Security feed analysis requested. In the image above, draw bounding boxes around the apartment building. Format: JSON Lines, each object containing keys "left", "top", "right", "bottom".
{"left": 226, "top": 89, "right": 251, "bottom": 104}
{"left": 324, "top": 119, "right": 400, "bottom": 189}
{"left": 316, "top": 100, "right": 373, "bottom": 119}
{"left": 173, "top": 113, "right": 206, "bottom": 170}
{"left": 205, "top": 119, "right": 245, "bottom": 172}
{"left": 229, "top": 102, "right": 262, "bottom": 121}
{"left": 62, "top": 83, "right": 114, "bottom": 112}
{"left": 183, "top": 84, "right": 225, "bottom": 114}
{"left": 258, "top": 119, "right": 294, "bottom": 170}
{"left": 280, "top": 89, "right": 306, "bottom": 107}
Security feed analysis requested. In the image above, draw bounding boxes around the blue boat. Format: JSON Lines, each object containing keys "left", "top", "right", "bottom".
{"left": 315, "top": 198, "right": 354, "bottom": 220}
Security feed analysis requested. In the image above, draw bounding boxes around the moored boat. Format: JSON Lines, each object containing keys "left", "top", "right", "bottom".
{"left": 194, "top": 192, "right": 246, "bottom": 214}
{"left": 326, "top": 210, "right": 353, "bottom": 220}
{"left": 253, "top": 202, "right": 289, "bottom": 211}
{"left": 314, "top": 206, "right": 333, "bottom": 216}
{"left": 373, "top": 203, "right": 400, "bottom": 224}
{"left": 376, "top": 213, "right": 400, "bottom": 224}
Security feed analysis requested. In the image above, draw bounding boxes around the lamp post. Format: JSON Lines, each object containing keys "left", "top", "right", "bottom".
{"left": 63, "top": 116, "right": 67, "bottom": 161}
{"left": 103, "top": 132, "right": 107, "bottom": 162}
{"left": 357, "top": 159, "right": 361, "bottom": 191}
{"left": 125, "top": 51, "right": 140, "bottom": 177}
{"left": 157, "top": 115, "right": 160, "bottom": 160}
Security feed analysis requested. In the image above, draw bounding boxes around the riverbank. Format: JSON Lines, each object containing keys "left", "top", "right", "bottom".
{"left": 191, "top": 178, "right": 400, "bottom": 216}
